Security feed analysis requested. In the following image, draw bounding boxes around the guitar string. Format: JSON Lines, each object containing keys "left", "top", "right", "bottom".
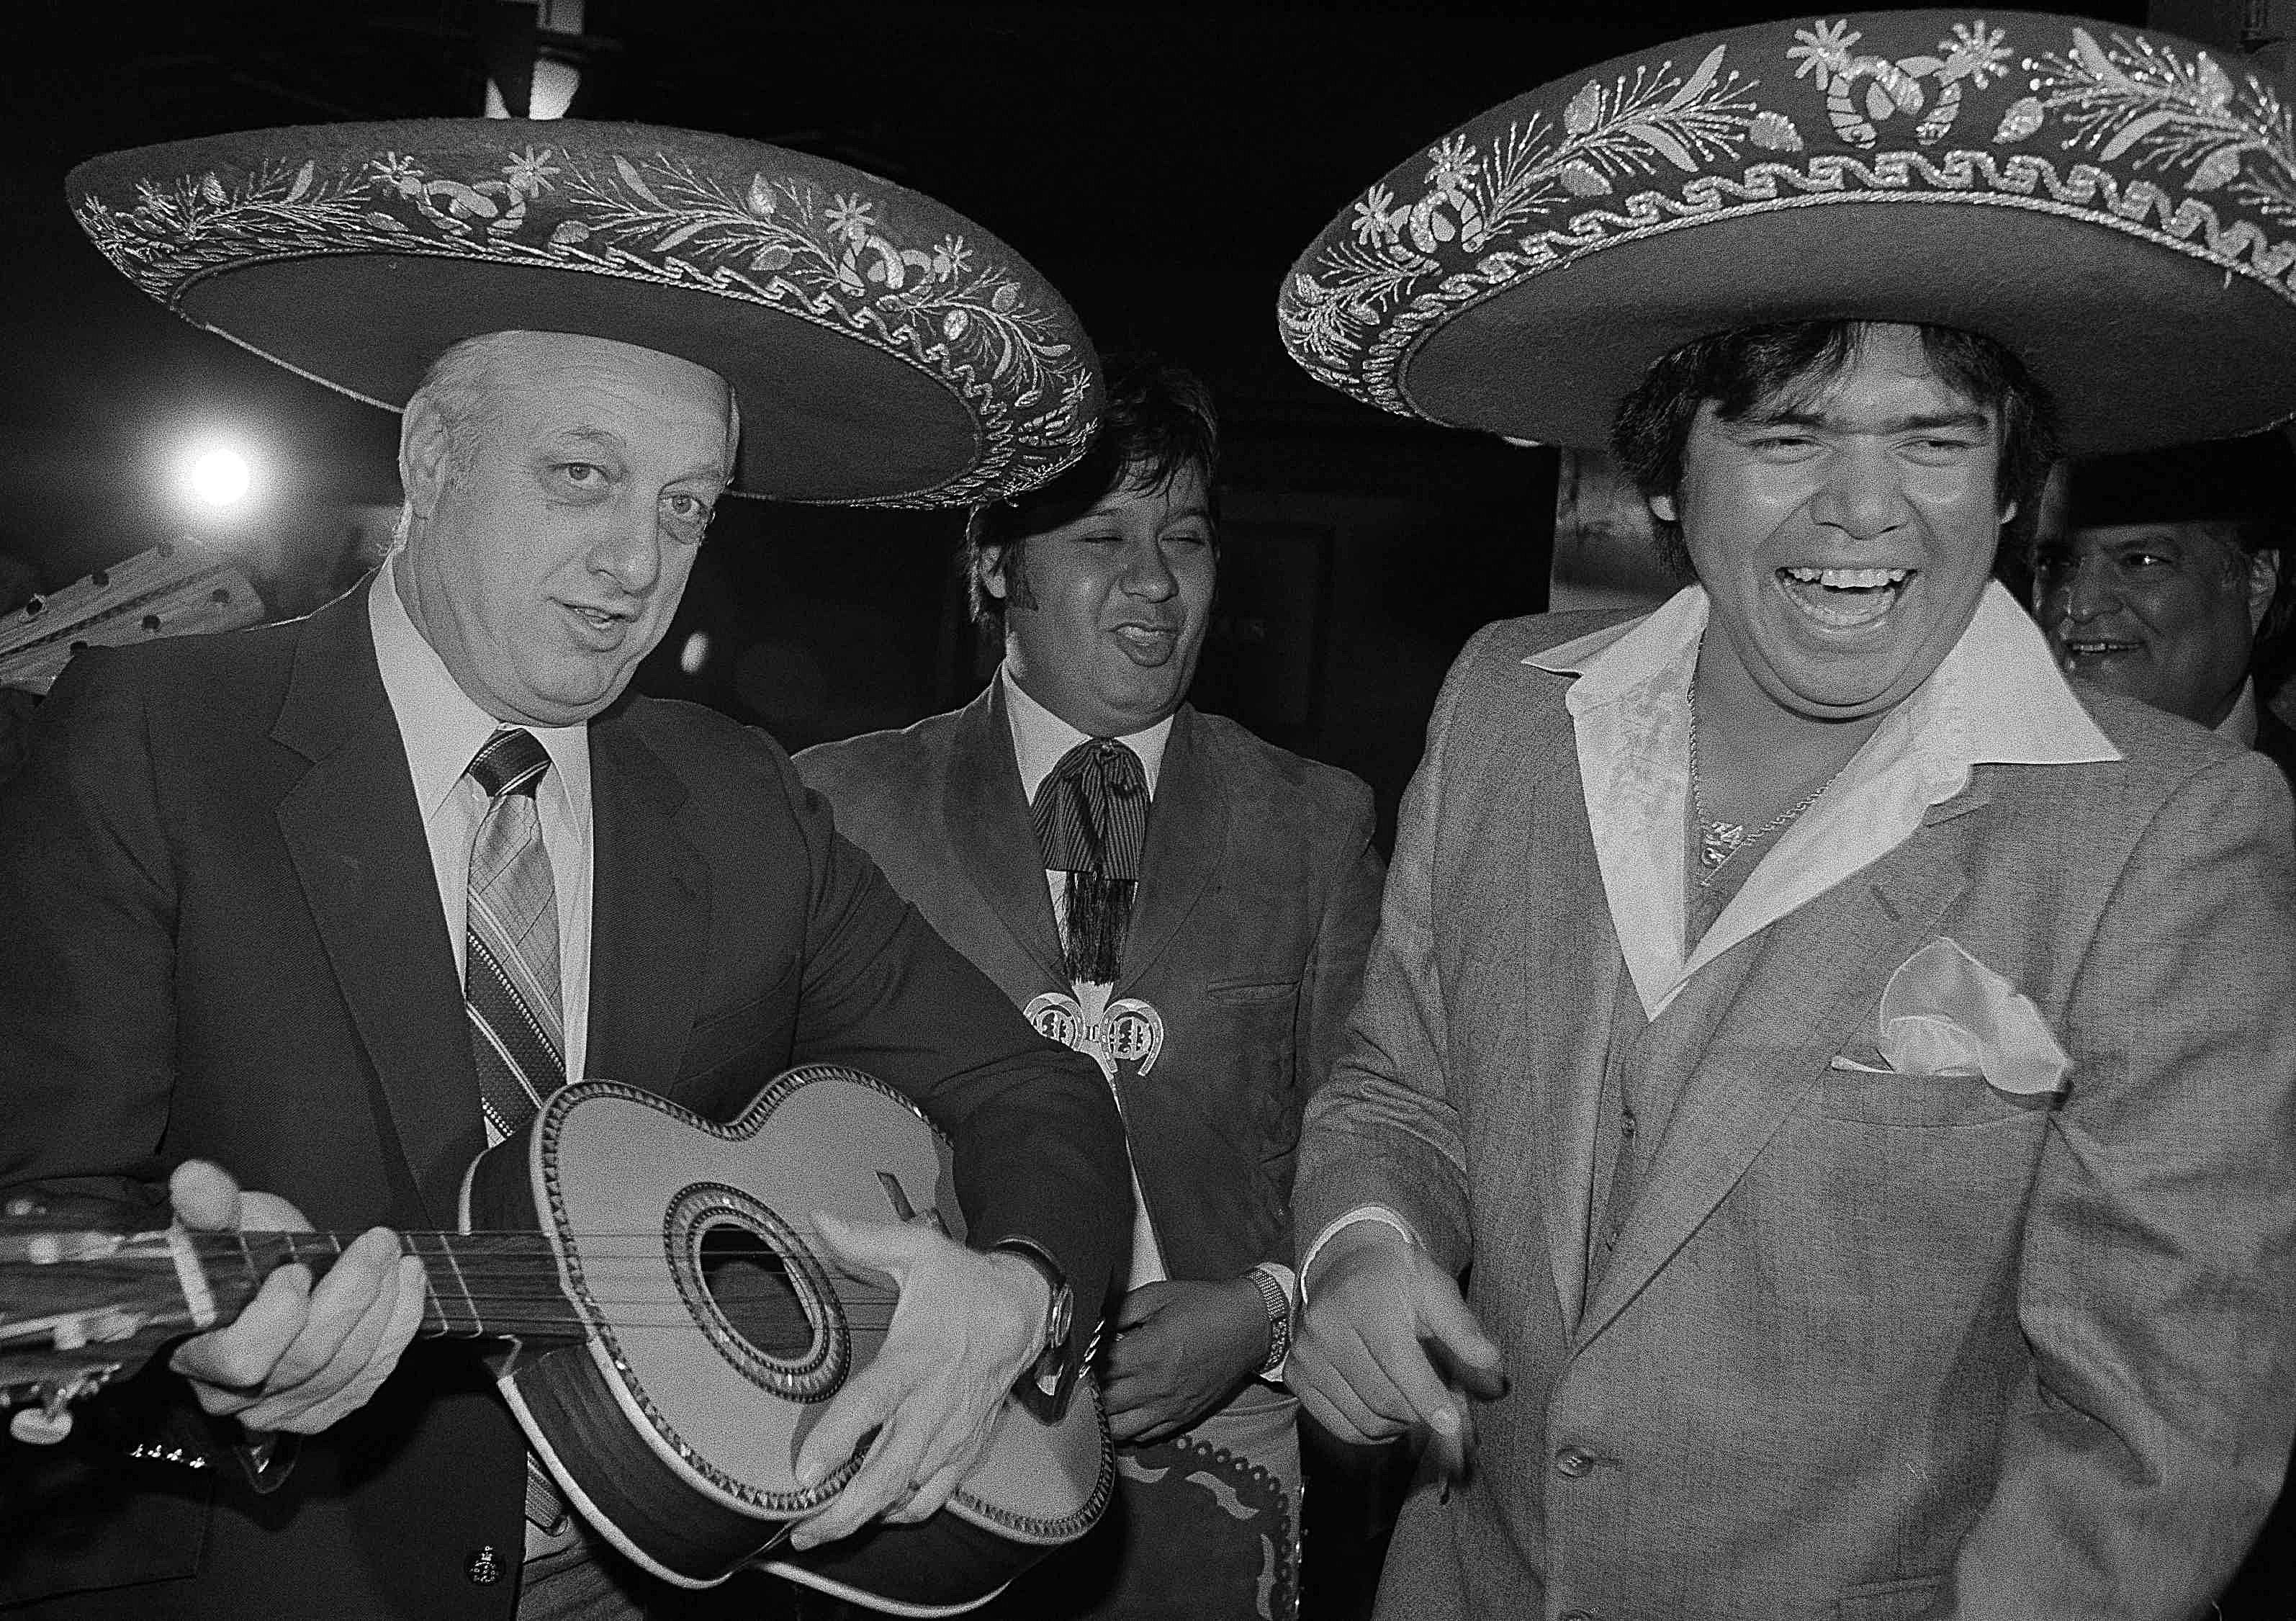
{"left": 14, "top": 1233, "right": 937, "bottom": 1334}
{"left": 12, "top": 1255, "right": 912, "bottom": 1332}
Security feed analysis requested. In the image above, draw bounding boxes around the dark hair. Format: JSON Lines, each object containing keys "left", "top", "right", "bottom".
{"left": 2059, "top": 434, "right": 2296, "bottom": 560}
{"left": 1610, "top": 321, "right": 2061, "bottom": 579}
{"left": 964, "top": 354, "right": 1219, "bottom": 630}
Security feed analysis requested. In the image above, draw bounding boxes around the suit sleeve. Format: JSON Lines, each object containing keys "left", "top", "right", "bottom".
{"left": 1291, "top": 630, "right": 1502, "bottom": 1279}
{"left": 1945, "top": 749, "right": 2296, "bottom": 1619}
{"left": 771, "top": 747, "right": 1130, "bottom": 1383}
{"left": 0, "top": 647, "right": 179, "bottom": 1226}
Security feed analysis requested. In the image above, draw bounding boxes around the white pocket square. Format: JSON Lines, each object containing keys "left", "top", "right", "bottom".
{"left": 1862, "top": 937, "right": 2071, "bottom": 1096}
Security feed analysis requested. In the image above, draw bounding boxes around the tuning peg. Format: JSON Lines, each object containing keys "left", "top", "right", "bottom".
{"left": 9, "top": 1388, "right": 75, "bottom": 1445}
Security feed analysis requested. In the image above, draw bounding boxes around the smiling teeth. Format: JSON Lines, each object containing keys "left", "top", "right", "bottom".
{"left": 1782, "top": 567, "right": 1912, "bottom": 589}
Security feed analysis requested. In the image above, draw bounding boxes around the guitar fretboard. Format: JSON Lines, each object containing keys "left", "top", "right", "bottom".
{"left": 207, "top": 1231, "right": 590, "bottom": 1344}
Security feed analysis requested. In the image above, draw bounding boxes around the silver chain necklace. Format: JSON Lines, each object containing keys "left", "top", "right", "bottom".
{"left": 1687, "top": 678, "right": 1846, "bottom": 879}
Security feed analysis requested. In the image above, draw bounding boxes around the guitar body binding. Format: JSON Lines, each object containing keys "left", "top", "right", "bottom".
{"left": 459, "top": 1064, "right": 1113, "bottom": 1609}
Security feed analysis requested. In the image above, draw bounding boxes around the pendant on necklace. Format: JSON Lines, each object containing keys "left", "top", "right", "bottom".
{"left": 1698, "top": 818, "right": 1744, "bottom": 873}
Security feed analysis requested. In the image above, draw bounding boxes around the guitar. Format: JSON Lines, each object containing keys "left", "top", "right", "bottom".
{"left": 0, "top": 1065, "right": 1114, "bottom": 1615}
{"left": 0, "top": 537, "right": 261, "bottom": 693}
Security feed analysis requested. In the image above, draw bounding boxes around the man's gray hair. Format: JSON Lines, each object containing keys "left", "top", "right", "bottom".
{"left": 392, "top": 331, "right": 742, "bottom": 546}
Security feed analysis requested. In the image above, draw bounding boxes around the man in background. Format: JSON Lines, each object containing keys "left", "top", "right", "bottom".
{"left": 2033, "top": 431, "right": 2295, "bottom": 787}
{"left": 799, "top": 356, "right": 1384, "bottom": 1620}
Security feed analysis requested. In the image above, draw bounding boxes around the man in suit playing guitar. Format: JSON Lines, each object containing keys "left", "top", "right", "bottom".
{"left": 0, "top": 121, "right": 1129, "bottom": 1620}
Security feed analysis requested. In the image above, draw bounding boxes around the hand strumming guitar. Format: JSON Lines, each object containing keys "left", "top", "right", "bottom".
{"left": 165, "top": 1159, "right": 426, "bottom": 1437}
{"left": 788, "top": 1211, "right": 1052, "bottom": 1550}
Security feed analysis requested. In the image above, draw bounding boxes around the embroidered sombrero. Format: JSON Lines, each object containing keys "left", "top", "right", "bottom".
{"left": 1279, "top": 12, "right": 2296, "bottom": 453}
{"left": 69, "top": 120, "right": 1099, "bottom": 506}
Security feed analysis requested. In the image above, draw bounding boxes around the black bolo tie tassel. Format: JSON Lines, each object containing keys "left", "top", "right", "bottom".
{"left": 1030, "top": 738, "right": 1148, "bottom": 984}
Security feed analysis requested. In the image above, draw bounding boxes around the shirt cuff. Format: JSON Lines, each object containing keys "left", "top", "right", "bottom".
{"left": 1298, "top": 1206, "right": 1421, "bottom": 1305}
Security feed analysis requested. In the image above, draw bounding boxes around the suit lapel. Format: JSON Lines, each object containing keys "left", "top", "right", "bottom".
{"left": 1574, "top": 811, "right": 1980, "bottom": 1349}
{"left": 945, "top": 683, "right": 1068, "bottom": 988}
{"left": 584, "top": 711, "right": 708, "bottom": 1097}
{"left": 1528, "top": 761, "right": 1623, "bottom": 1334}
{"left": 273, "top": 593, "right": 480, "bottom": 1228}
{"left": 1469, "top": 700, "right": 1615, "bottom": 1332}
{"left": 1119, "top": 705, "right": 1223, "bottom": 992}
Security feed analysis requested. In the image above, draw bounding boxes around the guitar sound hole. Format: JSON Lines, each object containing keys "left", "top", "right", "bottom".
{"left": 696, "top": 1226, "right": 815, "bottom": 1361}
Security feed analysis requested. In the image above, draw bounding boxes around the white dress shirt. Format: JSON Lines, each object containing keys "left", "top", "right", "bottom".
{"left": 367, "top": 561, "right": 598, "bottom": 1113}
{"left": 1525, "top": 580, "right": 2118, "bottom": 1021}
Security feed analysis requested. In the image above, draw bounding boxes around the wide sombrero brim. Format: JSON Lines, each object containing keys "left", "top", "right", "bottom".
{"left": 70, "top": 120, "right": 1100, "bottom": 506}
{"left": 1280, "top": 12, "right": 2296, "bottom": 454}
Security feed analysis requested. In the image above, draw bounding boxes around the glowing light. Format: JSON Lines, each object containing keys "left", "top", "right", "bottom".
{"left": 188, "top": 449, "right": 251, "bottom": 508}
{"left": 678, "top": 631, "right": 711, "bottom": 675}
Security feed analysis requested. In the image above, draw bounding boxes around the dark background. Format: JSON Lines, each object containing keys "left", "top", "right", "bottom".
{"left": 0, "top": 0, "right": 2148, "bottom": 838}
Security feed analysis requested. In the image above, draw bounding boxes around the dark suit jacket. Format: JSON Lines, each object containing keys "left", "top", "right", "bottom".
{"left": 1297, "top": 612, "right": 2296, "bottom": 1621}
{"left": 0, "top": 587, "right": 1127, "bottom": 1620}
{"left": 796, "top": 683, "right": 1383, "bottom": 1284}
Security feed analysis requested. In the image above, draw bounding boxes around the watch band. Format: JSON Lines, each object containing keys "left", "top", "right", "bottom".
{"left": 1247, "top": 1264, "right": 1294, "bottom": 1379}
{"left": 989, "top": 1238, "right": 1077, "bottom": 1419}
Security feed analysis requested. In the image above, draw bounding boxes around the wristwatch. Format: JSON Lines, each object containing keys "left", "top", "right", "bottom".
{"left": 1248, "top": 1263, "right": 1295, "bottom": 1379}
{"left": 990, "top": 1238, "right": 1075, "bottom": 1419}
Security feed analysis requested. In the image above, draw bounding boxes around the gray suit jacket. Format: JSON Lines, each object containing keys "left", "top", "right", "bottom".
{"left": 1295, "top": 613, "right": 2296, "bottom": 1621}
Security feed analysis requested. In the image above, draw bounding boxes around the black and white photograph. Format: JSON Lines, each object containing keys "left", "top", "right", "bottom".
{"left": 1, "top": 4, "right": 2292, "bottom": 1619}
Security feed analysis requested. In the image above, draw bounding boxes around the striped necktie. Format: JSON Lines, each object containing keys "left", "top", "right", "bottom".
{"left": 463, "top": 728, "right": 576, "bottom": 1540}
{"left": 463, "top": 727, "right": 563, "bottom": 1142}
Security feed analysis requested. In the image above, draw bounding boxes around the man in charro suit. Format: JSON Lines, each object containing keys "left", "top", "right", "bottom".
{"left": 0, "top": 120, "right": 1127, "bottom": 1620}
{"left": 796, "top": 357, "right": 1385, "bottom": 1620}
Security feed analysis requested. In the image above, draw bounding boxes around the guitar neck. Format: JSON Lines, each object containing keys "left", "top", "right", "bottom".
{"left": 190, "top": 1230, "right": 590, "bottom": 1346}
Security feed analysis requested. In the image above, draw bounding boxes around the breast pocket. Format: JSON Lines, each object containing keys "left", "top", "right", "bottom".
{"left": 1813, "top": 1068, "right": 2057, "bottom": 1129}
{"left": 1191, "top": 978, "right": 1304, "bottom": 1159}
{"left": 1837, "top": 1576, "right": 1944, "bottom": 1620}
{"left": 1203, "top": 977, "right": 1301, "bottom": 1006}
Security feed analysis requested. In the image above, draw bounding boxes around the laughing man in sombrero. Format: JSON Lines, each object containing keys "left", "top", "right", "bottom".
{"left": 0, "top": 121, "right": 1130, "bottom": 1620}
{"left": 1279, "top": 12, "right": 2296, "bottom": 1619}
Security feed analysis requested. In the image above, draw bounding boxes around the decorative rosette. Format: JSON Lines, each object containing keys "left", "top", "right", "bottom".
{"left": 1279, "top": 12, "right": 2296, "bottom": 452}
{"left": 71, "top": 120, "right": 1102, "bottom": 506}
